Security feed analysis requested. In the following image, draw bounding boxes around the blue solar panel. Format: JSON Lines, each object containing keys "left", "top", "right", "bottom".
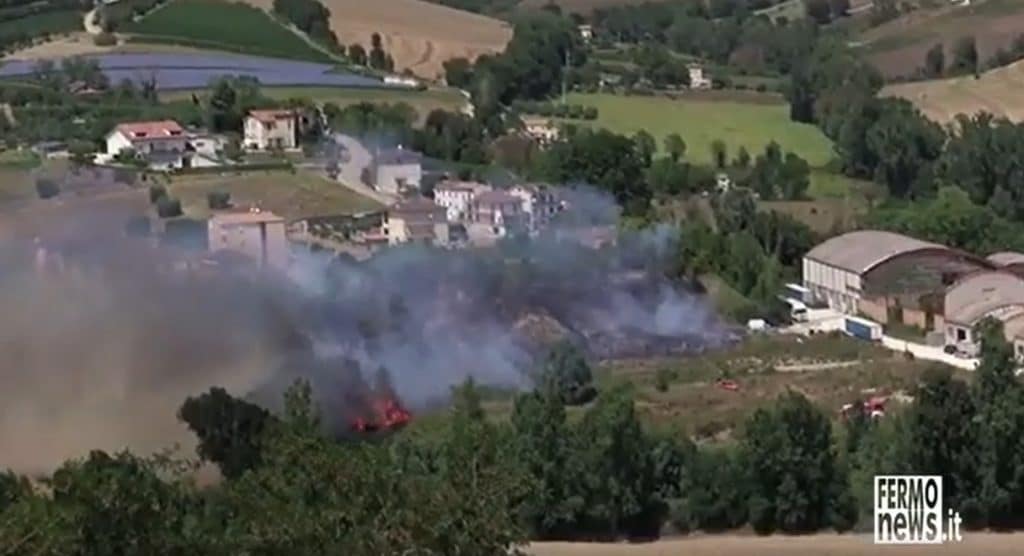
{"left": 0, "top": 53, "right": 395, "bottom": 90}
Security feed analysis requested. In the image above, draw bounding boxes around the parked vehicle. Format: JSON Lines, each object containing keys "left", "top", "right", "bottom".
{"left": 843, "top": 316, "right": 882, "bottom": 341}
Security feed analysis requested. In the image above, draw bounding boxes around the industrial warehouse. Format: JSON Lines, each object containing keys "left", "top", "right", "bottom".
{"left": 802, "top": 229, "right": 1024, "bottom": 358}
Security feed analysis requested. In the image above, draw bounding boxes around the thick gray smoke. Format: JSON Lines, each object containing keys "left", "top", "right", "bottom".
{"left": 0, "top": 187, "right": 730, "bottom": 470}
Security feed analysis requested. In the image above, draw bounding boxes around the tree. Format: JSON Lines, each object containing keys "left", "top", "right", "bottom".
{"left": 510, "top": 387, "right": 584, "bottom": 538}
{"left": 646, "top": 158, "right": 691, "bottom": 196}
{"left": 539, "top": 341, "right": 596, "bottom": 405}
{"left": 178, "top": 387, "right": 272, "bottom": 479}
{"left": 574, "top": 386, "right": 676, "bottom": 538}
{"left": 805, "top": 0, "right": 832, "bottom": 24}
{"left": 951, "top": 36, "right": 979, "bottom": 76}
{"left": 534, "top": 128, "right": 649, "bottom": 214}
{"left": 742, "top": 391, "right": 855, "bottom": 534}
{"left": 633, "top": 130, "right": 656, "bottom": 166}
{"left": 733, "top": 145, "right": 751, "bottom": 168}
{"left": 451, "top": 377, "right": 486, "bottom": 422}
{"left": 828, "top": 0, "right": 850, "bottom": 18}
{"left": 924, "top": 43, "right": 945, "bottom": 78}
{"left": 443, "top": 57, "right": 473, "bottom": 88}
{"left": 663, "top": 133, "right": 686, "bottom": 162}
{"left": 348, "top": 43, "right": 367, "bottom": 66}
{"left": 710, "top": 139, "right": 727, "bottom": 169}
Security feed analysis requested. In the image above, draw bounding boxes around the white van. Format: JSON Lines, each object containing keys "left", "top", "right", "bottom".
{"left": 779, "top": 296, "right": 808, "bottom": 322}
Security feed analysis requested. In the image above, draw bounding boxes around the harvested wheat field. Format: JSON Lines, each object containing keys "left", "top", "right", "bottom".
{"left": 860, "top": 0, "right": 1024, "bottom": 79}
{"left": 882, "top": 59, "right": 1024, "bottom": 123}
{"left": 244, "top": 0, "right": 512, "bottom": 79}
{"left": 530, "top": 532, "right": 1024, "bottom": 556}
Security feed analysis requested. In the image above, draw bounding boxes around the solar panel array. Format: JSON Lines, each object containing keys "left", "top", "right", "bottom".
{"left": 0, "top": 53, "right": 396, "bottom": 90}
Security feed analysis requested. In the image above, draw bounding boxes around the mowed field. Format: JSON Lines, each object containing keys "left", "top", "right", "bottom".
{"left": 162, "top": 86, "right": 467, "bottom": 122}
{"left": 167, "top": 170, "right": 382, "bottom": 219}
{"left": 882, "top": 58, "right": 1024, "bottom": 123}
{"left": 530, "top": 533, "right": 1024, "bottom": 556}
{"left": 565, "top": 92, "right": 835, "bottom": 167}
{"left": 241, "top": 0, "right": 512, "bottom": 79}
{"left": 860, "top": 0, "right": 1024, "bottom": 79}
{"left": 125, "top": 0, "right": 333, "bottom": 62}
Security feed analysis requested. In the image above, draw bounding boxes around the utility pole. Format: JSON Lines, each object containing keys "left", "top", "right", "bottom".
{"left": 561, "top": 49, "right": 570, "bottom": 105}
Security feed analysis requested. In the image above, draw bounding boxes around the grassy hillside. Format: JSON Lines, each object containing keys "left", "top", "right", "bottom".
{"left": 859, "top": 0, "right": 1024, "bottom": 79}
{"left": 882, "top": 58, "right": 1024, "bottom": 123}
{"left": 565, "top": 92, "right": 835, "bottom": 167}
{"left": 125, "top": 0, "right": 333, "bottom": 62}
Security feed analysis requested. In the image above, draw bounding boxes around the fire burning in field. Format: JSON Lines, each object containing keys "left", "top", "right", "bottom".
{"left": 351, "top": 394, "right": 412, "bottom": 433}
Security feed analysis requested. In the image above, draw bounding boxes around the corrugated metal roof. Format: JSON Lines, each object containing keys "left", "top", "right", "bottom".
{"left": 945, "top": 271, "right": 1024, "bottom": 325}
{"left": 987, "top": 251, "right": 1024, "bottom": 266}
{"left": 805, "top": 230, "right": 944, "bottom": 275}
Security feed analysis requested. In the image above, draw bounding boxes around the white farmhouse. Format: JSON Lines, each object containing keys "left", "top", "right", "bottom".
{"left": 207, "top": 209, "right": 289, "bottom": 271}
{"left": 104, "top": 120, "right": 189, "bottom": 171}
{"left": 688, "top": 64, "right": 712, "bottom": 90}
{"left": 244, "top": 109, "right": 298, "bottom": 151}
{"left": 369, "top": 147, "right": 422, "bottom": 195}
{"left": 509, "top": 183, "right": 560, "bottom": 232}
{"left": 521, "top": 116, "right": 560, "bottom": 145}
{"left": 434, "top": 180, "right": 491, "bottom": 222}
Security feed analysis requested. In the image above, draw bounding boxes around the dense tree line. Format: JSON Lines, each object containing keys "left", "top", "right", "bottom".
{"left": 674, "top": 188, "right": 815, "bottom": 319}
{"left": 272, "top": 0, "right": 339, "bottom": 51}
{"left": 593, "top": 3, "right": 820, "bottom": 77}
{"left": 790, "top": 38, "right": 1024, "bottom": 223}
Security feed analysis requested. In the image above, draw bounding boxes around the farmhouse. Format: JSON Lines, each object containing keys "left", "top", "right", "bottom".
{"left": 467, "top": 189, "right": 526, "bottom": 242}
{"left": 207, "top": 209, "right": 289, "bottom": 271}
{"left": 509, "top": 183, "right": 560, "bottom": 232}
{"left": 688, "top": 64, "right": 711, "bottom": 90}
{"left": 244, "top": 109, "right": 298, "bottom": 151}
{"left": 367, "top": 147, "right": 423, "bottom": 195}
{"left": 802, "top": 230, "right": 992, "bottom": 326}
{"left": 434, "top": 180, "right": 491, "bottom": 222}
{"left": 104, "top": 120, "right": 189, "bottom": 170}
{"left": 384, "top": 196, "right": 448, "bottom": 246}
{"left": 521, "top": 116, "right": 560, "bottom": 145}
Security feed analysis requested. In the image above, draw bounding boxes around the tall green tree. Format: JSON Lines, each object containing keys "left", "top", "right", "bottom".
{"left": 664, "top": 133, "right": 686, "bottom": 162}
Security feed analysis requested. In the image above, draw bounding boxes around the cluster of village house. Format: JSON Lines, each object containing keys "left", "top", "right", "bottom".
{"left": 98, "top": 109, "right": 301, "bottom": 170}
{"left": 92, "top": 110, "right": 571, "bottom": 275}
{"left": 801, "top": 230, "right": 1024, "bottom": 359}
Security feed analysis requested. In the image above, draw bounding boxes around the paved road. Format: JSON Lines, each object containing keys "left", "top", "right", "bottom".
{"left": 83, "top": 8, "right": 101, "bottom": 34}
{"left": 328, "top": 134, "right": 396, "bottom": 206}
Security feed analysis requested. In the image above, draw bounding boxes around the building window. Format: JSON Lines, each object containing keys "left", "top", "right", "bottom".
{"left": 956, "top": 328, "right": 966, "bottom": 342}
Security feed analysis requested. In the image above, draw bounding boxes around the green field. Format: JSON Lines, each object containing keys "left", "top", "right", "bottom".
{"left": 161, "top": 86, "right": 467, "bottom": 123}
{"left": 566, "top": 92, "right": 835, "bottom": 167}
{"left": 168, "top": 169, "right": 382, "bottom": 219}
{"left": 125, "top": 0, "right": 332, "bottom": 62}
{"left": 0, "top": 9, "right": 82, "bottom": 43}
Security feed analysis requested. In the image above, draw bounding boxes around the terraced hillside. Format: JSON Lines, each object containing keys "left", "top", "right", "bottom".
{"left": 242, "top": 0, "right": 512, "bottom": 78}
{"left": 882, "top": 58, "right": 1024, "bottom": 123}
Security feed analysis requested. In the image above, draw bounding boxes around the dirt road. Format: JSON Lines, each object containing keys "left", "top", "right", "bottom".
{"left": 530, "top": 532, "right": 1024, "bottom": 556}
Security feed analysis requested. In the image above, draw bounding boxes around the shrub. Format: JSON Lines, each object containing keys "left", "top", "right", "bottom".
{"left": 654, "top": 367, "right": 677, "bottom": 393}
{"left": 148, "top": 184, "right": 167, "bottom": 203}
{"left": 582, "top": 106, "right": 599, "bottom": 120}
{"left": 207, "top": 190, "right": 231, "bottom": 210}
{"left": 156, "top": 196, "right": 182, "bottom": 218}
{"left": 35, "top": 178, "right": 59, "bottom": 199}
{"left": 93, "top": 32, "right": 116, "bottom": 46}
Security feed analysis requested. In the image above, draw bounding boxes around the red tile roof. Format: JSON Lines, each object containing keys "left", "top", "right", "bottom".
{"left": 115, "top": 120, "right": 185, "bottom": 141}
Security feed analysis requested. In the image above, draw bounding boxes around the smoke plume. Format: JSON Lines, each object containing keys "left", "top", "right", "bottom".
{"left": 0, "top": 187, "right": 731, "bottom": 472}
